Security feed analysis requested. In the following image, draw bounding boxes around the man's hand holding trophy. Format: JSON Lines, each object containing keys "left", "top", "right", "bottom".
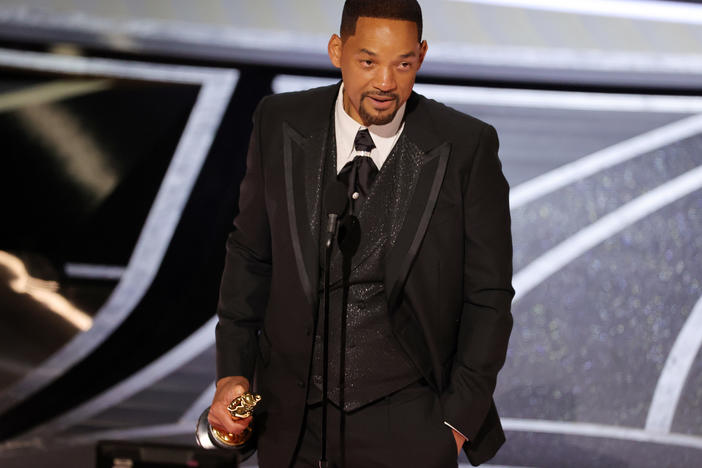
{"left": 196, "top": 375, "right": 262, "bottom": 460}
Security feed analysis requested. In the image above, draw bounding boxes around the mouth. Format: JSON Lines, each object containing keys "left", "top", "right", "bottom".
{"left": 365, "top": 94, "right": 396, "bottom": 111}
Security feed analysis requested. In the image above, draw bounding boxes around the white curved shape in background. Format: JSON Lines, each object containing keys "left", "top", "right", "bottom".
{"left": 509, "top": 114, "right": 702, "bottom": 209}
{"left": 512, "top": 165, "right": 702, "bottom": 303}
{"left": 29, "top": 317, "right": 217, "bottom": 436}
{"left": 0, "top": 48, "right": 238, "bottom": 415}
{"left": 646, "top": 295, "right": 702, "bottom": 433}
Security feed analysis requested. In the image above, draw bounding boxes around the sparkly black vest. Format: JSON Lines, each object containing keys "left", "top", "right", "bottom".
{"left": 307, "top": 131, "right": 424, "bottom": 412}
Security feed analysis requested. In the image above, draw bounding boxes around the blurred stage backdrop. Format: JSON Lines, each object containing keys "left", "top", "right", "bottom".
{"left": 0, "top": 1, "right": 701, "bottom": 467}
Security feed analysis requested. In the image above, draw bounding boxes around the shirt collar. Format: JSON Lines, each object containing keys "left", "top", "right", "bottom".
{"left": 335, "top": 83, "right": 406, "bottom": 167}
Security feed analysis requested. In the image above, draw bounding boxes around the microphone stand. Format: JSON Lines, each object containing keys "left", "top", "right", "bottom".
{"left": 319, "top": 213, "right": 338, "bottom": 468}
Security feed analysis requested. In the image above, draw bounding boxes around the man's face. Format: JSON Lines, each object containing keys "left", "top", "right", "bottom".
{"left": 328, "top": 17, "right": 428, "bottom": 126}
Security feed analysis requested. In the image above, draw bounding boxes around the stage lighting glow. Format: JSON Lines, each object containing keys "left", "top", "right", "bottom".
{"left": 0, "top": 250, "right": 93, "bottom": 331}
{"left": 0, "top": 80, "right": 111, "bottom": 114}
{"left": 17, "top": 101, "right": 118, "bottom": 204}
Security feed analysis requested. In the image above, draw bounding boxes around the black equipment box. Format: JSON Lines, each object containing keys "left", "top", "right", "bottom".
{"left": 96, "top": 440, "right": 239, "bottom": 468}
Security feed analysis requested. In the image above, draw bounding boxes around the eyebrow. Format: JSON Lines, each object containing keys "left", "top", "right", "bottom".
{"left": 359, "top": 49, "right": 417, "bottom": 59}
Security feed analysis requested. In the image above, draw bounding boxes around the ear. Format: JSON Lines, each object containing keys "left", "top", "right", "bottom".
{"left": 328, "top": 34, "right": 343, "bottom": 69}
{"left": 417, "top": 40, "right": 428, "bottom": 69}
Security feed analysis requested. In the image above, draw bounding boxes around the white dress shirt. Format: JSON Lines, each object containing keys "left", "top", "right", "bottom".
{"left": 334, "top": 84, "right": 405, "bottom": 174}
{"left": 333, "top": 83, "right": 469, "bottom": 446}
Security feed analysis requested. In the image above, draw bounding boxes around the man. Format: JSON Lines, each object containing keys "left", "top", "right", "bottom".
{"left": 208, "top": 1, "right": 514, "bottom": 466}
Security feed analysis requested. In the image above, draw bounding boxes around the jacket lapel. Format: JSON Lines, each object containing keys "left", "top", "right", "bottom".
{"left": 281, "top": 86, "right": 450, "bottom": 315}
{"left": 282, "top": 83, "right": 339, "bottom": 309}
{"left": 384, "top": 93, "right": 451, "bottom": 308}
{"left": 384, "top": 139, "right": 450, "bottom": 390}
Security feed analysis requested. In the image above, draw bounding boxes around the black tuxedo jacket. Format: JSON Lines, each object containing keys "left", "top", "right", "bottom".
{"left": 215, "top": 83, "right": 514, "bottom": 466}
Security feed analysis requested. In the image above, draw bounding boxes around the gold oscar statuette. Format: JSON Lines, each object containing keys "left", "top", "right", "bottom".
{"left": 209, "top": 392, "right": 262, "bottom": 448}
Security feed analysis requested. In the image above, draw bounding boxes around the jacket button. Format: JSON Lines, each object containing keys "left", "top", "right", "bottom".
{"left": 297, "top": 380, "right": 305, "bottom": 388}
{"left": 305, "top": 327, "right": 311, "bottom": 336}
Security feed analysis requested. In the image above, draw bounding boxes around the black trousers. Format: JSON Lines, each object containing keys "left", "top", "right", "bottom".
{"left": 289, "top": 380, "right": 460, "bottom": 468}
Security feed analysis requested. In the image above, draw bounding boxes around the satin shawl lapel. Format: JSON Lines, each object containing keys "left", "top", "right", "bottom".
{"left": 385, "top": 93, "right": 451, "bottom": 307}
{"left": 385, "top": 140, "right": 450, "bottom": 388}
{"left": 385, "top": 142, "right": 450, "bottom": 306}
{"left": 282, "top": 87, "right": 337, "bottom": 308}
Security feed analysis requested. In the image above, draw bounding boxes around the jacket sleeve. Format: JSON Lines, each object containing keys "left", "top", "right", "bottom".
{"left": 440, "top": 123, "right": 515, "bottom": 442}
{"left": 215, "top": 98, "right": 272, "bottom": 384}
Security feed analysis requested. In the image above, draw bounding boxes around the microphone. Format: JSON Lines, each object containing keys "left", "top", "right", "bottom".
{"left": 319, "top": 180, "right": 348, "bottom": 468}
{"left": 324, "top": 181, "right": 348, "bottom": 249}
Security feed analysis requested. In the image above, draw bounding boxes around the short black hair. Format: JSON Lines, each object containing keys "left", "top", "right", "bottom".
{"left": 340, "top": 0, "right": 423, "bottom": 43}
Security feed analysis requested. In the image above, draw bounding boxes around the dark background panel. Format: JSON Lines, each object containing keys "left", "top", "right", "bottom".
{"left": 0, "top": 74, "right": 200, "bottom": 265}
{"left": 0, "top": 66, "right": 274, "bottom": 442}
{"left": 0, "top": 72, "right": 200, "bottom": 395}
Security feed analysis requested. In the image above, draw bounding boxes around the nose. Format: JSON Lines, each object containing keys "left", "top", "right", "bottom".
{"left": 374, "top": 66, "right": 397, "bottom": 92}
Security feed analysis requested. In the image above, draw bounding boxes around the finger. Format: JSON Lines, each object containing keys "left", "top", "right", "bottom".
{"left": 207, "top": 405, "right": 225, "bottom": 426}
{"left": 226, "top": 385, "right": 247, "bottom": 400}
{"left": 214, "top": 387, "right": 247, "bottom": 410}
{"left": 210, "top": 412, "right": 253, "bottom": 435}
{"left": 234, "top": 416, "right": 253, "bottom": 426}
{"left": 219, "top": 417, "right": 252, "bottom": 435}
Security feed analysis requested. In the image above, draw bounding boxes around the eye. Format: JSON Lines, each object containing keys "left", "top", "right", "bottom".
{"left": 399, "top": 62, "right": 411, "bottom": 70}
{"left": 361, "top": 59, "right": 373, "bottom": 68}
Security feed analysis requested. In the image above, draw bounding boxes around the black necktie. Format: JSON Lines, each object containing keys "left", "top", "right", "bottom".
{"left": 338, "top": 128, "right": 378, "bottom": 207}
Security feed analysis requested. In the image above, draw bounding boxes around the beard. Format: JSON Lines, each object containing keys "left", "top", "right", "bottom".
{"left": 358, "top": 91, "right": 400, "bottom": 126}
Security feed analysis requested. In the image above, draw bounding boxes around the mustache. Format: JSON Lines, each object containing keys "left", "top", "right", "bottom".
{"left": 362, "top": 91, "right": 399, "bottom": 101}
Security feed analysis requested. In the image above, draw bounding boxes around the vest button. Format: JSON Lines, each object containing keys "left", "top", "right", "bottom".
{"left": 305, "top": 327, "right": 311, "bottom": 336}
